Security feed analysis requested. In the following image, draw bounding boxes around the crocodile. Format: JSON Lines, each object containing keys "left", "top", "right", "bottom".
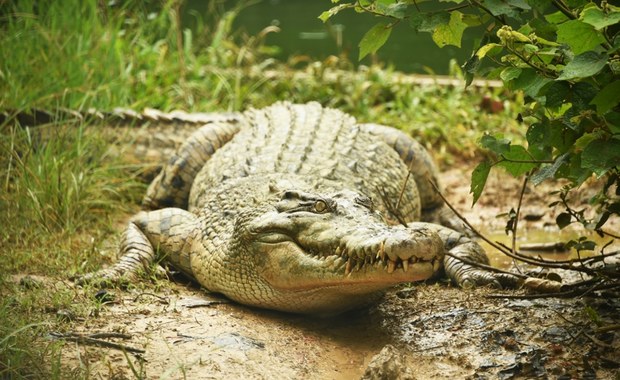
{"left": 76, "top": 101, "right": 539, "bottom": 315}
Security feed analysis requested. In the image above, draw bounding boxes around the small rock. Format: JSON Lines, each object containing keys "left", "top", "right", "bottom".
{"left": 361, "top": 344, "right": 416, "bottom": 380}
{"left": 56, "top": 309, "right": 76, "bottom": 322}
{"left": 19, "top": 275, "right": 42, "bottom": 289}
{"left": 94, "top": 289, "right": 115, "bottom": 303}
{"left": 395, "top": 288, "right": 417, "bottom": 299}
{"left": 542, "top": 326, "right": 569, "bottom": 343}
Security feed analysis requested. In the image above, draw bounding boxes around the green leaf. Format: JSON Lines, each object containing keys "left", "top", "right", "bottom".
{"left": 358, "top": 23, "right": 392, "bottom": 60}
{"left": 531, "top": 153, "right": 569, "bottom": 185}
{"left": 462, "top": 55, "right": 480, "bottom": 88}
{"left": 410, "top": 12, "right": 450, "bottom": 33}
{"left": 574, "top": 131, "right": 600, "bottom": 150}
{"left": 526, "top": 123, "right": 553, "bottom": 160}
{"left": 556, "top": 20, "right": 605, "bottom": 54}
{"left": 471, "top": 160, "right": 491, "bottom": 205}
{"left": 528, "top": 0, "right": 551, "bottom": 13}
{"left": 539, "top": 81, "right": 569, "bottom": 108}
{"left": 581, "top": 5, "right": 620, "bottom": 30}
{"left": 483, "top": 0, "right": 529, "bottom": 18}
{"left": 591, "top": 80, "right": 620, "bottom": 114}
{"left": 556, "top": 212, "right": 572, "bottom": 229}
{"left": 566, "top": 152, "right": 592, "bottom": 185}
{"left": 319, "top": 3, "right": 354, "bottom": 22}
{"left": 481, "top": 134, "right": 510, "bottom": 155}
{"left": 497, "top": 145, "right": 538, "bottom": 176}
{"left": 476, "top": 43, "right": 503, "bottom": 58}
{"left": 376, "top": 2, "right": 408, "bottom": 19}
{"left": 569, "top": 82, "right": 599, "bottom": 111}
{"left": 548, "top": 120, "right": 578, "bottom": 152}
{"left": 500, "top": 67, "right": 522, "bottom": 82}
{"left": 529, "top": 18, "right": 558, "bottom": 41}
{"left": 581, "top": 138, "right": 620, "bottom": 177}
{"left": 557, "top": 51, "right": 608, "bottom": 80}
{"left": 606, "top": 112, "right": 620, "bottom": 133}
{"left": 462, "top": 14, "right": 483, "bottom": 27}
{"left": 432, "top": 11, "right": 468, "bottom": 48}
{"left": 546, "top": 11, "right": 569, "bottom": 25}
{"left": 511, "top": 68, "right": 552, "bottom": 99}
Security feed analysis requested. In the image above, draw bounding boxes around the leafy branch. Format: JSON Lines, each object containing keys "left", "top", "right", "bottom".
{"left": 324, "top": 0, "right": 620, "bottom": 296}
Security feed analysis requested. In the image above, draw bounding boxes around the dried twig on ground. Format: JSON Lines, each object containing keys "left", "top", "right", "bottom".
{"left": 48, "top": 331, "right": 145, "bottom": 355}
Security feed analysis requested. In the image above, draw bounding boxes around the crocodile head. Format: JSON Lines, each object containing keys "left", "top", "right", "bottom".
{"left": 226, "top": 189, "right": 444, "bottom": 314}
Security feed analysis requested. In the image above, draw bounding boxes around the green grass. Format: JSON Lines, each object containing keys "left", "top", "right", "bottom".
{"left": 0, "top": 1, "right": 525, "bottom": 378}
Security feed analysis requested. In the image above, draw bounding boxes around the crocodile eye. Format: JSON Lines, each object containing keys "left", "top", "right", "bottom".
{"left": 314, "top": 200, "right": 328, "bottom": 213}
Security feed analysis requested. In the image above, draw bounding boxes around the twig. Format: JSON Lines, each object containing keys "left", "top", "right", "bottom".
{"left": 49, "top": 331, "right": 145, "bottom": 355}
{"left": 600, "top": 229, "right": 620, "bottom": 239}
{"left": 429, "top": 179, "right": 569, "bottom": 269}
{"left": 396, "top": 151, "right": 417, "bottom": 210}
{"left": 551, "top": 0, "right": 577, "bottom": 20}
{"left": 519, "top": 242, "right": 567, "bottom": 252}
{"left": 468, "top": 0, "right": 507, "bottom": 26}
{"left": 510, "top": 175, "right": 529, "bottom": 273}
{"left": 583, "top": 332, "right": 614, "bottom": 348}
{"left": 88, "top": 332, "right": 133, "bottom": 340}
{"left": 430, "top": 177, "right": 620, "bottom": 279}
{"left": 496, "top": 241, "right": 601, "bottom": 275}
{"left": 427, "top": 179, "right": 512, "bottom": 256}
{"left": 379, "top": 187, "right": 409, "bottom": 227}
{"left": 487, "top": 281, "right": 620, "bottom": 299}
{"left": 445, "top": 252, "right": 528, "bottom": 279}
{"left": 549, "top": 308, "right": 585, "bottom": 327}
{"left": 595, "top": 324, "right": 620, "bottom": 333}
{"left": 133, "top": 292, "right": 170, "bottom": 304}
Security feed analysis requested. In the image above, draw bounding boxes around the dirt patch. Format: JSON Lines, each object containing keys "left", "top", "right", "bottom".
{"left": 56, "top": 285, "right": 387, "bottom": 379}
{"left": 50, "top": 279, "right": 619, "bottom": 379}
{"left": 45, "top": 165, "right": 619, "bottom": 380}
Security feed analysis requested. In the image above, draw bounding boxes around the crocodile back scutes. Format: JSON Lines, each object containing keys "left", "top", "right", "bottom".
{"left": 188, "top": 102, "right": 421, "bottom": 224}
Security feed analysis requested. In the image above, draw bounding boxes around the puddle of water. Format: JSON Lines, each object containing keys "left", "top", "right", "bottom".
{"left": 480, "top": 227, "right": 617, "bottom": 269}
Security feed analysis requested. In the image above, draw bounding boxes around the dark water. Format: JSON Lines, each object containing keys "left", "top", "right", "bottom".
{"left": 185, "top": 0, "right": 476, "bottom": 74}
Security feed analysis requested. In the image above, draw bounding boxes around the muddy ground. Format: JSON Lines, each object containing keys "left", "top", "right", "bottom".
{"left": 35, "top": 162, "right": 617, "bottom": 380}
{"left": 46, "top": 277, "right": 619, "bottom": 380}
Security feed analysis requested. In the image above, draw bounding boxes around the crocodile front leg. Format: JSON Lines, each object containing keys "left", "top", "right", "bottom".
{"left": 75, "top": 208, "right": 198, "bottom": 286}
{"left": 408, "top": 222, "right": 522, "bottom": 288}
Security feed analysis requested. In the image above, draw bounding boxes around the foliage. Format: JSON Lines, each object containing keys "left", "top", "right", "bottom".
{"left": 321, "top": 0, "right": 620, "bottom": 239}
{"left": 0, "top": 0, "right": 273, "bottom": 112}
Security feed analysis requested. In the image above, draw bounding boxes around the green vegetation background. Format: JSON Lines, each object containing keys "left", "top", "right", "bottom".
{"left": 0, "top": 1, "right": 520, "bottom": 377}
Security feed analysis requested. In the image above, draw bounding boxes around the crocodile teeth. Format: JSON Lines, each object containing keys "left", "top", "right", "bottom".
{"left": 387, "top": 260, "right": 396, "bottom": 274}
{"left": 355, "top": 260, "right": 363, "bottom": 272}
{"left": 402, "top": 260, "right": 409, "bottom": 273}
{"left": 345, "top": 259, "right": 353, "bottom": 275}
{"left": 335, "top": 246, "right": 341, "bottom": 256}
{"left": 376, "top": 241, "right": 385, "bottom": 261}
{"left": 433, "top": 258, "right": 441, "bottom": 272}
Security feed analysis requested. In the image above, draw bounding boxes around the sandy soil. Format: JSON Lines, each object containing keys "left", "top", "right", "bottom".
{"left": 42, "top": 163, "right": 618, "bottom": 380}
{"left": 49, "top": 279, "right": 619, "bottom": 380}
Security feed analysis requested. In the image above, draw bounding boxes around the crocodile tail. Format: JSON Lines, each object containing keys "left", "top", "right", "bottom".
{"left": 142, "top": 121, "right": 242, "bottom": 210}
